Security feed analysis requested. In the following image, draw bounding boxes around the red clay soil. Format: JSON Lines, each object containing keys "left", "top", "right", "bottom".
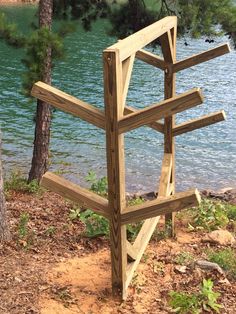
{"left": 0, "top": 191, "right": 235, "bottom": 313}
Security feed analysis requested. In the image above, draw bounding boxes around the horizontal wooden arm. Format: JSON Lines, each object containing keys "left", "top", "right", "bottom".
{"left": 118, "top": 88, "right": 204, "bottom": 134}
{"left": 136, "top": 49, "right": 166, "bottom": 70}
{"left": 173, "top": 43, "right": 230, "bottom": 73}
{"left": 41, "top": 172, "right": 109, "bottom": 218}
{"left": 105, "top": 16, "right": 177, "bottom": 61}
{"left": 173, "top": 110, "right": 226, "bottom": 136}
{"left": 124, "top": 106, "right": 164, "bottom": 133}
{"left": 121, "top": 189, "right": 201, "bottom": 224}
{"left": 31, "top": 81, "right": 105, "bottom": 130}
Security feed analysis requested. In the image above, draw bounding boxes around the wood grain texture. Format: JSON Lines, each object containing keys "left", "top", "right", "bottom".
{"left": 122, "top": 54, "right": 135, "bottom": 107}
{"left": 159, "top": 30, "right": 174, "bottom": 63}
{"left": 162, "top": 26, "right": 177, "bottom": 234}
{"left": 124, "top": 106, "right": 164, "bottom": 133}
{"left": 41, "top": 172, "right": 109, "bottom": 218}
{"left": 173, "top": 111, "right": 226, "bottom": 136}
{"left": 121, "top": 189, "right": 201, "bottom": 224}
{"left": 173, "top": 44, "right": 230, "bottom": 73}
{"left": 103, "top": 50, "right": 127, "bottom": 299}
{"left": 106, "top": 16, "right": 177, "bottom": 61}
{"left": 118, "top": 88, "right": 203, "bottom": 134}
{"left": 136, "top": 49, "right": 166, "bottom": 70}
{"left": 158, "top": 153, "right": 172, "bottom": 196}
{"left": 31, "top": 81, "right": 105, "bottom": 129}
{"left": 126, "top": 240, "right": 138, "bottom": 262}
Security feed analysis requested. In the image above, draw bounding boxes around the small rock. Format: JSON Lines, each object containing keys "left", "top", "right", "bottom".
{"left": 174, "top": 265, "right": 187, "bottom": 273}
{"left": 203, "top": 229, "right": 235, "bottom": 246}
{"left": 195, "top": 260, "right": 224, "bottom": 275}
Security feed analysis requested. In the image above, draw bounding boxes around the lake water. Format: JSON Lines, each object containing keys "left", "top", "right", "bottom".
{"left": 0, "top": 5, "right": 236, "bottom": 193}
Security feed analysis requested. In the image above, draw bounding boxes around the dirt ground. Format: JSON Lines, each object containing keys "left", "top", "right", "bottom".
{"left": 0, "top": 191, "right": 235, "bottom": 314}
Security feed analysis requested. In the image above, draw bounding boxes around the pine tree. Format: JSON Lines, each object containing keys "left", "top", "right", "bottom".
{"left": 28, "top": 0, "right": 53, "bottom": 182}
{"left": 0, "top": 131, "right": 11, "bottom": 242}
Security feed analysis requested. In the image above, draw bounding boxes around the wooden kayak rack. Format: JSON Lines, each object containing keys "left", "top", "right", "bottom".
{"left": 31, "top": 16, "right": 230, "bottom": 299}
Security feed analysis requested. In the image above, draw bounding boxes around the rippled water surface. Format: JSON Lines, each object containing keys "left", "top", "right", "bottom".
{"left": 0, "top": 5, "right": 235, "bottom": 192}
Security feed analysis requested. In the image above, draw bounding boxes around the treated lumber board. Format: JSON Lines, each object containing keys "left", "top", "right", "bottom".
{"left": 173, "top": 111, "right": 226, "bottom": 136}
{"left": 158, "top": 153, "right": 172, "bottom": 196}
{"left": 124, "top": 106, "right": 164, "bottom": 133}
{"left": 126, "top": 240, "right": 138, "bottom": 262}
{"left": 122, "top": 54, "right": 135, "bottom": 107}
{"left": 121, "top": 189, "right": 201, "bottom": 224}
{"left": 31, "top": 81, "right": 105, "bottom": 129}
{"left": 125, "top": 215, "right": 161, "bottom": 289}
{"left": 125, "top": 159, "right": 171, "bottom": 290}
{"left": 118, "top": 88, "right": 203, "bottom": 134}
{"left": 163, "top": 26, "right": 177, "bottom": 234}
{"left": 41, "top": 172, "right": 109, "bottom": 218}
{"left": 106, "top": 16, "right": 177, "bottom": 61}
{"left": 160, "top": 30, "right": 174, "bottom": 63}
{"left": 136, "top": 49, "right": 166, "bottom": 70}
{"left": 103, "top": 50, "right": 127, "bottom": 299}
{"left": 173, "top": 44, "right": 231, "bottom": 73}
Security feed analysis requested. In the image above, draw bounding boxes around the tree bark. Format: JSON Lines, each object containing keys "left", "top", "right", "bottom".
{"left": 0, "top": 132, "right": 11, "bottom": 242}
{"left": 28, "top": 0, "right": 53, "bottom": 182}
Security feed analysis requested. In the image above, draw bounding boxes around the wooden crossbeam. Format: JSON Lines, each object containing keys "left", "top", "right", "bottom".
{"left": 31, "top": 81, "right": 106, "bottom": 129}
{"left": 41, "top": 172, "right": 109, "bottom": 218}
{"left": 173, "top": 111, "right": 226, "bottom": 136}
{"left": 158, "top": 153, "right": 172, "bottom": 196}
{"left": 173, "top": 44, "right": 230, "bottom": 73}
{"left": 124, "top": 106, "right": 164, "bottom": 133}
{"left": 122, "top": 54, "right": 135, "bottom": 107}
{"left": 106, "top": 16, "right": 177, "bottom": 61}
{"left": 118, "top": 88, "right": 203, "bottom": 134}
{"left": 121, "top": 189, "right": 201, "bottom": 224}
{"left": 136, "top": 49, "right": 166, "bottom": 70}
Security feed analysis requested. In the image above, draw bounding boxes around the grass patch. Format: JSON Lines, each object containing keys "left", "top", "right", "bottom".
{"left": 188, "top": 199, "right": 230, "bottom": 231}
{"left": 208, "top": 248, "right": 236, "bottom": 279}
{"left": 174, "top": 251, "right": 194, "bottom": 266}
{"left": 169, "top": 279, "right": 222, "bottom": 313}
{"left": 4, "top": 170, "right": 44, "bottom": 194}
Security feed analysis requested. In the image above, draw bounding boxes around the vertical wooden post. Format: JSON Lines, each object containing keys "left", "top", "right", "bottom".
{"left": 103, "top": 50, "right": 127, "bottom": 299}
{"left": 161, "top": 26, "right": 177, "bottom": 236}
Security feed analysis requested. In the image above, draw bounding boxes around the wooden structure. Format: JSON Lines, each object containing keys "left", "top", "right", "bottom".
{"left": 31, "top": 16, "right": 230, "bottom": 299}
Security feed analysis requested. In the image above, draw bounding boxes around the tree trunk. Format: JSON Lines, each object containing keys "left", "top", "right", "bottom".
{"left": 0, "top": 132, "right": 11, "bottom": 242}
{"left": 28, "top": 0, "right": 53, "bottom": 183}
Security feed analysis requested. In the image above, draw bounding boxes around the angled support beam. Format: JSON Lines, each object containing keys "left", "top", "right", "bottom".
{"left": 136, "top": 49, "right": 166, "bottom": 70}
{"left": 173, "top": 44, "right": 231, "bottom": 73}
{"left": 118, "top": 88, "right": 204, "bottom": 134}
{"left": 121, "top": 189, "right": 201, "bottom": 225}
{"left": 122, "top": 54, "right": 135, "bottom": 107}
{"left": 124, "top": 106, "right": 164, "bottom": 133}
{"left": 106, "top": 16, "right": 177, "bottom": 61}
{"left": 31, "top": 81, "right": 106, "bottom": 129}
{"left": 41, "top": 172, "right": 109, "bottom": 218}
{"left": 160, "top": 30, "right": 174, "bottom": 63}
{"left": 126, "top": 240, "right": 138, "bottom": 262}
{"left": 173, "top": 110, "right": 226, "bottom": 136}
{"left": 158, "top": 153, "right": 172, "bottom": 196}
{"left": 125, "top": 154, "right": 174, "bottom": 289}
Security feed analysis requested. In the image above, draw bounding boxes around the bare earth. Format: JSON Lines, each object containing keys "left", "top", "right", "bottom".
{"left": 0, "top": 191, "right": 235, "bottom": 314}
